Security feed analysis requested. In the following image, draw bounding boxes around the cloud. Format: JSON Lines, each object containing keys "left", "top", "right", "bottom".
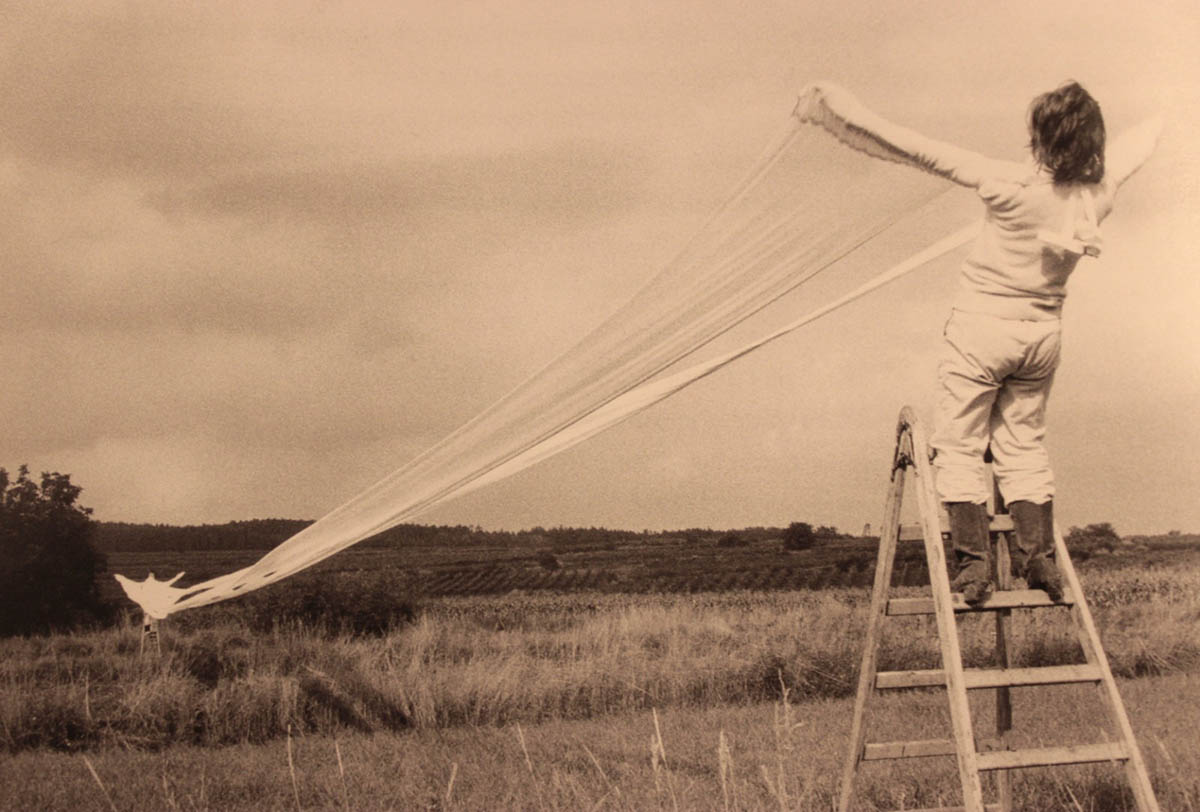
{"left": 3, "top": 0, "right": 1199, "bottom": 536}
{"left": 0, "top": 0, "right": 653, "bottom": 517}
{"left": 150, "top": 140, "right": 641, "bottom": 225}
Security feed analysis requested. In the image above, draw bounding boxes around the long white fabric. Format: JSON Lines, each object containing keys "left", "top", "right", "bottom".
{"left": 116, "top": 82, "right": 979, "bottom": 618}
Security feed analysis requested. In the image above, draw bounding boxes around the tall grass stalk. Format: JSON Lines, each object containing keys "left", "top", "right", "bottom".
{"left": 286, "top": 724, "right": 301, "bottom": 812}
{"left": 81, "top": 754, "right": 119, "bottom": 812}
{"left": 516, "top": 723, "right": 548, "bottom": 812}
{"left": 650, "top": 707, "right": 679, "bottom": 812}
{"left": 718, "top": 729, "right": 734, "bottom": 811}
{"left": 444, "top": 762, "right": 458, "bottom": 808}
{"left": 334, "top": 737, "right": 349, "bottom": 812}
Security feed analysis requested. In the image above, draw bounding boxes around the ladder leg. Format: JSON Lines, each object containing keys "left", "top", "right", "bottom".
{"left": 906, "top": 408, "right": 986, "bottom": 812}
{"left": 837, "top": 442, "right": 908, "bottom": 812}
{"left": 1054, "top": 526, "right": 1161, "bottom": 812}
{"left": 992, "top": 512, "right": 1014, "bottom": 811}
{"left": 840, "top": 407, "right": 1158, "bottom": 811}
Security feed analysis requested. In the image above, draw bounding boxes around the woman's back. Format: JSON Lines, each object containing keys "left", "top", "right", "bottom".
{"left": 956, "top": 168, "right": 1110, "bottom": 319}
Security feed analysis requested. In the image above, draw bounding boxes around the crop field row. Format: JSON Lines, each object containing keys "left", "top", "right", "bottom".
{"left": 101, "top": 536, "right": 935, "bottom": 607}
{"left": 393, "top": 559, "right": 918, "bottom": 597}
{"left": 103, "top": 532, "right": 1195, "bottom": 615}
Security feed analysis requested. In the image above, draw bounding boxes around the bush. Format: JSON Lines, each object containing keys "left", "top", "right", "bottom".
{"left": 1067, "top": 522, "right": 1120, "bottom": 543}
{"left": 182, "top": 570, "right": 418, "bottom": 636}
{"left": 0, "top": 466, "right": 111, "bottom": 635}
{"left": 716, "top": 533, "right": 747, "bottom": 548}
{"left": 782, "top": 522, "right": 815, "bottom": 551}
{"left": 1067, "top": 522, "right": 1122, "bottom": 555}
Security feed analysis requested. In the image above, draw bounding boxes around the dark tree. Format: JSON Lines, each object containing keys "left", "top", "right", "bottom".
{"left": 1066, "top": 522, "right": 1121, "bottom": 545}
{"left": 0, "top": 466, "right": 109, "bottom": 636}
{"left": 717, "top": 532, "right": 747, "bottom": 548}
{"left": 1078, "top": 522, "right": 1120, "bottom": 541}
{"left": 782, "top": 521, "right": 815, "bottom": 551}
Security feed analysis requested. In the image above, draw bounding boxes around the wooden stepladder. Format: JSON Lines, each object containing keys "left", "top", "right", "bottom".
{"left": 837, "top": 407, "right": 1159, "bottom": 812}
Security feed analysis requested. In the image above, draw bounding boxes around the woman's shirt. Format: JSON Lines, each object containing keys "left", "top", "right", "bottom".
{"left": 955, "top": 167, "right": 1111, "bottom": 320}
{"left": 794, "top": 82, "right": 1162, "bottom": 321}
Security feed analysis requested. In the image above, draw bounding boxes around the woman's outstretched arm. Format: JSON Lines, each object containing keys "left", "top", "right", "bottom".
{"left": 795, "top": 81, "right": 1021, "bottom": 189}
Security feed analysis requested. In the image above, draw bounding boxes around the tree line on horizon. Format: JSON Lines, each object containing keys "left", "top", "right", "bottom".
{"left": 7, "top": 465, "right": 1179, "bottom": 637}
{"left": 91, "top": 518, "right": 851, "bottom": 553}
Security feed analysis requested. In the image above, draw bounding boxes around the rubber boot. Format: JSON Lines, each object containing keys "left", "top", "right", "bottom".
{"left": 1009, "top": 500, "right": 1064, "bottom": 601}
{"left": 947, "top": 501, "right": 992, "bottom": 604}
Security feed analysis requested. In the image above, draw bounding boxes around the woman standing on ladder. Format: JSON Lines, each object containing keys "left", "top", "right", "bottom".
{"left": 807, "top": 81, "right": 1161, "bottom": 603}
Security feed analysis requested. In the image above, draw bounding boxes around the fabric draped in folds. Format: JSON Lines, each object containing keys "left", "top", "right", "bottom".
{"left": 116, "top": 82, "right": 980, "bottom": 618}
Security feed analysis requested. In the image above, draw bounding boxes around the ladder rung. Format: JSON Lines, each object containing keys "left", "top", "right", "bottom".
{"left": 863, "top": 738, "right": 957, "bottom": 760}
{"left": 863, "top": 737, "right": 1003, "bottom": 761}
{"left": 887, "top": 588, "right": 1074, "bottom": 615}
{"left": 898, "top": 513, "right": 1013, "bottom": 541}
{"left": 876, "top": 664, "right": 1102, "bottom": 690}
{"left": 976, "top": 742, "right": 1128, "bottom": 770}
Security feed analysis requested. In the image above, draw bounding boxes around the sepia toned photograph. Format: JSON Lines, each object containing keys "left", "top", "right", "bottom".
{"left": 2, "top": 1, "right": 1197, "bottom": 809}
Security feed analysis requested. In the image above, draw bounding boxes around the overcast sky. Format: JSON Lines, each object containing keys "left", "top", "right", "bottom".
{"left": 4, "top": 0, "right": 1198, "bottom": 535}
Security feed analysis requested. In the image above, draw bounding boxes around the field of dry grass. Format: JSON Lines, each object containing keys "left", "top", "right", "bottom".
{"left": 2, "top": 673, "right": 1197, "bottom": 810}
{"left": 4, "top": 567, "right": 1198, "bottom": 750}
{"left": 2, "top": 539, "right": 1197, "bottom": 810}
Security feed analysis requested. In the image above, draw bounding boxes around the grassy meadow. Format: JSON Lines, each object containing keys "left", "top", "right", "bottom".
{"left": 4, "top": 674, "right": 1198, "bottom": 811}
{"left": 2, "top": 534, "right": 1198, "bottom": 810}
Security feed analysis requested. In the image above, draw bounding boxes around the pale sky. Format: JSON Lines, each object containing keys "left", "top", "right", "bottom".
{"left": 4, "top": 0, "right": 1198, "bottom": 535}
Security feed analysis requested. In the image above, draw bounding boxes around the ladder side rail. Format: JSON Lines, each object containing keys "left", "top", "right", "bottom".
{"left": 837, "top": 430, "right": 910, "bottom": 812}
{"left": 1053, "top": 525, "right": 1161, "bottom": 812}
{"left": 990, "top": 476, "right": 1014, "bottom": 812}
{"left": 904, "top": 407, "right": 986, "bottom": 812}
{"left": 992, "top": 535, "right": 1013, "bottom": 812}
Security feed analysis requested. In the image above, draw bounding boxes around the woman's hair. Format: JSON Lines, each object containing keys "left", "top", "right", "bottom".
{"left": 1028, "top": 81, "right": 1106, "bottom": 184}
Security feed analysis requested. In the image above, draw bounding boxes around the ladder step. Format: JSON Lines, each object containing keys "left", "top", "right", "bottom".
{"left": 976, "top": 742, "right": 1128, "bottom": 770}
{"left": 862, "top": 738, "right": 957, "bottom": 760}
{"left": 864, "top": 738, "right": 1128, "bottom": 769}
{"left": 863, "top": 737, "right": 1003, "bottom": 761}
{"left": 887, "top": 588, "right": 1073, "bottom": 616}
{"left": 876, "top": 664, "right": 1103, "bottom": 690}
{"left": 898, "top": 513, "right": 1012, "bottom": 541}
